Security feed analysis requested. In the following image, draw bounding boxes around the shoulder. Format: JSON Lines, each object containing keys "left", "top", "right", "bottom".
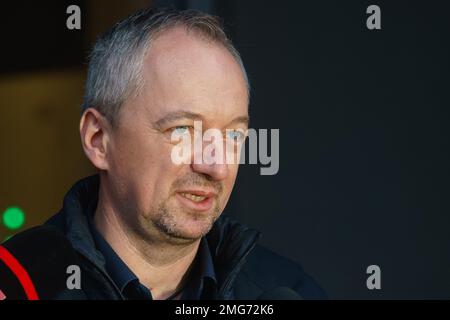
{"left": 234, "top": 244, "right": 327, "bottom": 299}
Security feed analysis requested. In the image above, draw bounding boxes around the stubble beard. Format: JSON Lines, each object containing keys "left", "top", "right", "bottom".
{"left": 148, "top": 198, "right": 222, "bottom": 245}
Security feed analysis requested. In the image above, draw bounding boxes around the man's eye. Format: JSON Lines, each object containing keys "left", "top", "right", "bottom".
{"left": 226, "top": 130, "right": 245, "bottom": 142}
{"left": 172, "top": 126, "right": 191, "bottom": 134}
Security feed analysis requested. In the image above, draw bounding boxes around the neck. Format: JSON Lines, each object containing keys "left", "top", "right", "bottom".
{"left": 94, "top": 186, "right": 200, "bottom": 300}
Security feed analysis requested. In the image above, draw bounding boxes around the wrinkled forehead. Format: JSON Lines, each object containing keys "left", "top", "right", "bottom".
{"left": 136, "top": 26, "right": 249, "bottom": 126}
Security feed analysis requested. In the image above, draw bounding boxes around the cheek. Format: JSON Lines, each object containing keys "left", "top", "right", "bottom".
{"left": 131, "top": 146, "right": 180, "bottom": 198}
{"left": 228, "top": 163, "right": 240, "bottom": 182}
{"left": 221, "top": 164, "right": 240, "bottom": 199}
{"left": 110, "top": 132, "right": 179, "bottom": 200}
{"left": 112, "top": 128, "right": 173, "bottom": 175}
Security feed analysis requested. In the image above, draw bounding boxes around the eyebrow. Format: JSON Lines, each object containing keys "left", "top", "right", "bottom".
{"left": 154, "top": 111, "right": 203, "bottom": 129}
{"left": 154, "top": 110, "right": 250, "bottom": 129}
{"left": 226, "top": 115, "right": 250, "bottom": 127}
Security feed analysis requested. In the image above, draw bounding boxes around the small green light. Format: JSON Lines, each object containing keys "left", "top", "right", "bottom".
{"left": 2, "top": 207, "right": 25, "bottom": 230}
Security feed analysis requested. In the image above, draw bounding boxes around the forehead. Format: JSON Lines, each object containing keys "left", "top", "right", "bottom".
{"left": 135, "top": 26, "right": 248, "bottom": 125}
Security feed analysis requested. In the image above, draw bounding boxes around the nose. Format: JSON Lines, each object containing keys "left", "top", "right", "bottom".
{"left": 190, "top": 138, "right": 229, "bottom": 181}
{"left": 191, "top": 161, "right": 229, "bottom": 181}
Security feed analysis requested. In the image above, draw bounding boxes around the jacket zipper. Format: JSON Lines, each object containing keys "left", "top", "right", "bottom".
{"left": 217, "top": 232, "right": 261, "bottom": 299}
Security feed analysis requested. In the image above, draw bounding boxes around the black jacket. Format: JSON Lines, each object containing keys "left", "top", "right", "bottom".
{"left": 24, "top": 176, "right": 327, "bottom": 299}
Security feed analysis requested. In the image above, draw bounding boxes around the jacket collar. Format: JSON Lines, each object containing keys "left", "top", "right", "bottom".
{"left": 47, "top": 175, "right": 261, "bottom": 298}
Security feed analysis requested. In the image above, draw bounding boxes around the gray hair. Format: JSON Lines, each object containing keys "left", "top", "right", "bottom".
{"left": 82, "top": 7, "right": 250, "bottom": 126}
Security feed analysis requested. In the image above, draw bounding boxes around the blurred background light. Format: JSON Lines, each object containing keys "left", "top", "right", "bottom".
{"left": 2, "top": 206, "right": 25, "bottom": 230}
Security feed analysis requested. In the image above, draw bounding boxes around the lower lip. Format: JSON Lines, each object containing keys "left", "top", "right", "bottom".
{"left": 175, "top": 193, "right": 214, "bottom": 212}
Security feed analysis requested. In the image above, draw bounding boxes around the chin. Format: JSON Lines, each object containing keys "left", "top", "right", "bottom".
{"left": 150, "top": 200, "right": 222, "bottom": 241}
{"left": 171, "top": 215, "right": 216, "bottom": 240}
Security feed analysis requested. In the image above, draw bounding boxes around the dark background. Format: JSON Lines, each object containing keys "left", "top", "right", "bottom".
{"left": 0, "top": 0, "right": 449, "bottom": 299}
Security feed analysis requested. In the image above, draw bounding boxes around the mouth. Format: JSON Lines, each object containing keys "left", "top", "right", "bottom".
{"left": 180, "top": 192, "right": 208, "bottom": 202}
{"left": 175, "top": 190, "right": 217, "bottom": 212}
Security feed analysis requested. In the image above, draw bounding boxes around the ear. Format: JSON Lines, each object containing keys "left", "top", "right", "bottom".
{"left": 79, "top": 108, "right": 111, "bottom": 171}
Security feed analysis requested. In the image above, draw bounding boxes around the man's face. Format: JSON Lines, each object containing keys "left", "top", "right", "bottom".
{"left": 105, "top": 27, "right": 249, "bottom": 243}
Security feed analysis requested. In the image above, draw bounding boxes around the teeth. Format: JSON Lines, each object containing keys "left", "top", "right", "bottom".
{"left": 181, "top": 193, "right": 207, "bottom": 202}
